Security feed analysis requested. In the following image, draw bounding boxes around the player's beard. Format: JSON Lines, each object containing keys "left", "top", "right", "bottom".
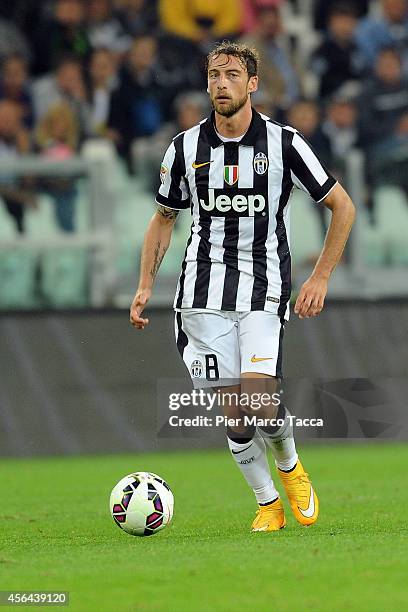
{"left": 212, "top": 93, "right": 249, "bottom": 118}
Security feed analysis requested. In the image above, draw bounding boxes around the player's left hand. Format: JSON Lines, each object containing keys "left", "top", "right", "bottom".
{"left": 294, "top": 275, "right": 328, "bottom": 319}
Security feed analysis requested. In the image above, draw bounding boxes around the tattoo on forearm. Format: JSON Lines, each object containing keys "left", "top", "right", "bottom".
{"left": 150, "top": 241, "right": 167, "bottom": 280}
{"left": 157, "top": 204, "right": 179, "bottom": 221}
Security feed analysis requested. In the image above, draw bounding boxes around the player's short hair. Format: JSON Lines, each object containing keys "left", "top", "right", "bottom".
{"left": 206, "top": 41, "right": 260, "bottom": 78}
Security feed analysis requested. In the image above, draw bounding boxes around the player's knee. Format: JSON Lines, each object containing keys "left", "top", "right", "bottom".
{"left": 244, "top": 399, "right": 280, "bottom": 420}
{"left": 259, "top": 403, "right": 291, "bottom": 436}
{"left": 240, "top": 375, "right": 281, "bottom": 419}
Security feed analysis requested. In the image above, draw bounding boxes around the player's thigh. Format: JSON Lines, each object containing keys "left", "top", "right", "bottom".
{"left": 174, "top": 310, "right": 240, "bottom": 385}
{"left": 238, "top": 313, "right": 284, "bottom": 418}
{"left": 238, "top": 311, "right": 285, "bottom": 378}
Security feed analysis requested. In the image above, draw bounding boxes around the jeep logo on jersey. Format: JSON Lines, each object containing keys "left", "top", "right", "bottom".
{"left": 199, "top": 189, "right": 266, "bottom": 217}
{"left": 253, "top": 152, "right": 268, "bottom": 175}
{"left": 224, "top": 165, "right": 239, "bottom": 185}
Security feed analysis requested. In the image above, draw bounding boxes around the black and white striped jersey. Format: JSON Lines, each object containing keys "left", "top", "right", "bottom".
{"left": 156, "top": 109, "right": 337, "bottom": 318}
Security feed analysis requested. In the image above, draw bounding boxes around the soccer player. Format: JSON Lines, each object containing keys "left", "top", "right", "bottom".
{"left": 130, "top": 42, "right": 355, "bottom": 532}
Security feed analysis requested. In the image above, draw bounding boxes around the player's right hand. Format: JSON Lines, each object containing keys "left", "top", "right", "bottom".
{"left": 130, "top": 289, "right": 151, "bottom": 330}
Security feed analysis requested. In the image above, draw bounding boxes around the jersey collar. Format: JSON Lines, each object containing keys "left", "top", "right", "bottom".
{"left": 203, "top": 108, "right": 264, "bottom": 148}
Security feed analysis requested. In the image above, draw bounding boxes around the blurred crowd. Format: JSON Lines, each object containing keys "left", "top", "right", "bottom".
{"left": 0, "top": 0, "right": 408, "bottom": 234}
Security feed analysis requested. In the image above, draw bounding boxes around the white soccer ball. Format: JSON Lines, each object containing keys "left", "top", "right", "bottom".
{"left": 109, "top": 471, "right": 174, "bottom": 536}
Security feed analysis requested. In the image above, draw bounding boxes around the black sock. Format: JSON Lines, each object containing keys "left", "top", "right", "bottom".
{"left": 278, "top": 462, "right": 297, "bottom": 473}
{"left": 258, "top": 496, "right": 279, "bottom": 506}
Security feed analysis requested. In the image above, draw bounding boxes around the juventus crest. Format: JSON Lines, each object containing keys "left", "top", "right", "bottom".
{"left": 253, "top": 152, "right": 269, "bottom": 175}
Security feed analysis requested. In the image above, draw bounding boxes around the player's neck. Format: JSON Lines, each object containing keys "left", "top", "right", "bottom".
{"left": 214, "top": 103, "right": 253, "bottom": 139}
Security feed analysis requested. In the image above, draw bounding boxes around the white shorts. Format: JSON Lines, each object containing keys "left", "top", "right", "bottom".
{"left": 174, "top": 309, "right": 284, "bottom": 386}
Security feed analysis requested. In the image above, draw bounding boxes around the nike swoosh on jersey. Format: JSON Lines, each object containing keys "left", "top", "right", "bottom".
{"left": 298, "top": 486, "right": 315, "bottom": 518}
{"left": 251, "top": 355, "right": 274, "bottom": 363}
{"left": 192, "top": 161, "right": 213, "bottom": 169}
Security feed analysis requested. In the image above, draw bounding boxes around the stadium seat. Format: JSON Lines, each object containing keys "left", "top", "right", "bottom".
{"left": 40, "top": 248, "right": 89, "bottom": 307}
{"left": 74, "top": 179, "right": 90, "bottom": 232}
{"left": 290, "top": 190, "right": 323, "bottom": 264}
{"left": 359, "top": 209, "right": 387, "bottom": 267}
{"left": 0, "top": 197, "right": 18, "bottom": 240}
{"left": 26, "top": 193, "right": 59, "bottom": 237}
{"left": 0, "top": 249, "right": 38, "bottom": 309}
{"left": 26, "top": 186, "right": 89, "bottom": 237}
{"left": 390, "top": 238, "right": 408, "bottom": 266}
{"left": 358, "top": 187, "right": 408, "bottom": 267}
{"left": 375, "top": 186, "right": 408, "bottom": 239}
{"left": 375, "top": 187, "right": 408, "bottom": 266}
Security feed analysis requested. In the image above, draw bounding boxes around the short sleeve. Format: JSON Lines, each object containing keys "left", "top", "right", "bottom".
{"left": 156, "top": 137, "right": 190, "bottom": 210}
{"left": 288, "top": 131, "right": 337, "bottom": 203}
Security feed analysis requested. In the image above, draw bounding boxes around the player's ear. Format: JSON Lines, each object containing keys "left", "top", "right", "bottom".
{"left": 248, "top": 75, "right": 258, "bottom": 94}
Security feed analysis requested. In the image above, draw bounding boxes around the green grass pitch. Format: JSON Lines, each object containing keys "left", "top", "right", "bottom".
{"left": 1, "top": 444, "right": 407, "bottom": 611}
